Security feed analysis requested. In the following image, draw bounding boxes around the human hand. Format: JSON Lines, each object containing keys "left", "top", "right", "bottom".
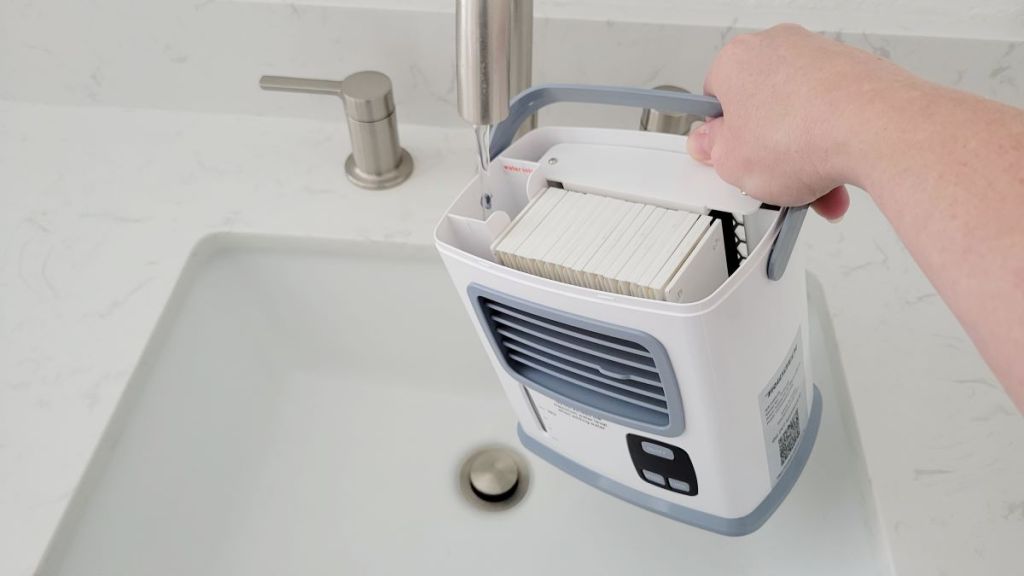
{"left": 686, "top": 24, "right": 918, "bottom": 221}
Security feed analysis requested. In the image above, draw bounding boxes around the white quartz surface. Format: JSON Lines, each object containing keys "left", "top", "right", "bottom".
{"left": 2, "top": 1, "right": 1020, "bottom": 129}
{"left": 269, "top": 0, "right": 1024, "bottom": 40}
{"left": 1, "top": 98, "right": 1021, "bottom": 576}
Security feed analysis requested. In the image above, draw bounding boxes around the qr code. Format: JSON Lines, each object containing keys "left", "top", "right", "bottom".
{"left": 779, "top": 410, "right": 801, "bottom": 466}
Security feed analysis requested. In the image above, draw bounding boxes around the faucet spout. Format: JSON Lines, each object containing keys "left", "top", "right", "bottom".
{"left": 510, "top": 0, "right": 535, "bottom": 133}
{"left": 457, "top": 0, "right": 533, "bottom": 211}
{"left": 456, "top": 0, "right": 533, "bottom": 130}
{"left": 456, "top": 0, "right": 513, "bottom": 127}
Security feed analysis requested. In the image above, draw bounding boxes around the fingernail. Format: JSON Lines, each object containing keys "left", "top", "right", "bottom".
{"left": 688, "top": 123, "right": 711, "bottom": 161}
{"left": 827, "top": 214, "right": 845, "bottom": 224}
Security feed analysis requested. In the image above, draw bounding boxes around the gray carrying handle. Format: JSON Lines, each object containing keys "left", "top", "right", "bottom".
{"left": 490, "top": 83, "right": 806, "bottom": 281}
{"left": 766, "top": 206, "right": 808, "bottom": 281}
{"left": 489, "top": 84, "right": 722, "bottom": 158}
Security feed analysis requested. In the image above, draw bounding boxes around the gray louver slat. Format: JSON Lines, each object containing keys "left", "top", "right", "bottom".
{"left": 472, "top": 289, "right": 684, "bottom": 434}
{"left": 490, "top": 315, "right": 658, "bottom": 373}
{"left": 485, "top": 302, "right": 651, "bottom": 356}
{"left": 498, "top": 333, "right": 664, "bottom": 393}
{"left": 503, "top": 340, "right": 666, "bottom": 401}
{"left": 509, "top": 354, "right": 671, "bottom": 426}
{"left": 507, "top": 353, "right": 668, "bottom": 411}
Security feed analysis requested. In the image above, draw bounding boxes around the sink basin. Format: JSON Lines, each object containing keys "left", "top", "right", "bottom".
{"left": 37, "top": 235, "right": 891, "bottom": 575}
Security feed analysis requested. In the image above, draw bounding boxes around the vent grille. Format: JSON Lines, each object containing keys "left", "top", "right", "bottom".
{"left": 471, "top": 287, "right": 683, "bottom": 434}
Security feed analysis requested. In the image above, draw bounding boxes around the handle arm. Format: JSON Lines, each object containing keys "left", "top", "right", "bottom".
{"left": 490, "top": 83, "right": 722, "bottom": 158}
{"left": 259, "top": 76, "right": 345, "bottom": 97}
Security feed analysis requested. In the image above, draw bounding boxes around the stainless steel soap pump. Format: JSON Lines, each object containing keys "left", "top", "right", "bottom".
{"left": 260, "top": 71, "right": 414, "bottom": 190}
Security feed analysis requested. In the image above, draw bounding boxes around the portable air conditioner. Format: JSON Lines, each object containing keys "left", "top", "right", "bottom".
{"left": 434, "top": 85, "right": 822, "bottom": 536}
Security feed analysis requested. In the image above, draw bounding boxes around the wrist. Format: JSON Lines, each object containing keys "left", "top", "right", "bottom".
{"left": 825, "top": 70, "right": 937, "bottom": 193}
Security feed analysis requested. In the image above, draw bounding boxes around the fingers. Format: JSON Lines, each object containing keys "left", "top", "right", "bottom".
{"left": 702, "top": 35, "right": 734, "bottom": 98}
{"left": 689, "top": 121, "right": 849, "bottom": 223}
{"left": 702, "top": 53, "right": 719, "bottom": 97}
{"left": 686, "top": 117, "right": 723, "bottom": 164}
{"left": 811, "top": 185, "right": 851, "bottom": 222}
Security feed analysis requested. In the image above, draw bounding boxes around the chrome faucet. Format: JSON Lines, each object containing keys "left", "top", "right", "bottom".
{"left": 456, "top": 0, "right": 534, "bottom": 176}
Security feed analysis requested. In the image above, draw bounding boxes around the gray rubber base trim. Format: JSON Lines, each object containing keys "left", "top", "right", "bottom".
{"left": 517, "top": 385, "right": 823, "bottom": 537}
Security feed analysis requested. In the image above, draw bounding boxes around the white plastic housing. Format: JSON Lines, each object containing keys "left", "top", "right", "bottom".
{"left": 435, "top": 126, "right": 813, "bottom": 528}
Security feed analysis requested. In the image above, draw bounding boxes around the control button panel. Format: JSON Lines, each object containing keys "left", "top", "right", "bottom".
{"left": 641, "top": 441, "right": 675, "bottom": 460}
{"left": 668, "top": 478, "right": 691, "bottom": 492}
{"left": 626, "top": 434, "right": 698, "bottom": 496}
{"left": 642, "top": 470, "right": 666, "bottom": 486}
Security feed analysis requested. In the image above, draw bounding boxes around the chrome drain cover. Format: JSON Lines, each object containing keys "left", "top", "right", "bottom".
{"left": 459, "top": 445, "right": 530, "bottom": 510}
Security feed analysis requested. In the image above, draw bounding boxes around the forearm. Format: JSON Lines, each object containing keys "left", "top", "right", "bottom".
{"left": 842, "top": 81, "right": 1024, "bottom": 408}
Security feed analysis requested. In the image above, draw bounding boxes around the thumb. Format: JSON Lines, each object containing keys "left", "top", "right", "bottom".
{"left": 686, "top": 117, "right": 724, "bottom": 164}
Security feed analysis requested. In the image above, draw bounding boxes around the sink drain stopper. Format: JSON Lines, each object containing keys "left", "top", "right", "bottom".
{"left": 460, "top": 445, "right": 529, "bottom": 510}
{"left": 469, "top": 449, "right": 520, "bottom": 501}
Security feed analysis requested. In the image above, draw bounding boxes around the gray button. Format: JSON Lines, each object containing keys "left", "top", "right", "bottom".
{"left": 641, "top": 441, "right": 675, "bottom": 460}
{"left": 668, "top": 478, "right": 691, "bottom": 492}
{"left": 642, "top": 470, "right": 666, "bottom": 485}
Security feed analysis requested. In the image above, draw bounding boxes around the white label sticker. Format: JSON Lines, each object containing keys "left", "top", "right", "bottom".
{"left": 527, "top": 389, "right": 610, "bottom": 440}
{"left": 759, "top": 330, "right": 807, "bottom": 483}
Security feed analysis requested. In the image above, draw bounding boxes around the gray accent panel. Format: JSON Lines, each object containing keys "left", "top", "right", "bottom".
{"left": 469, "top": 283, "right": 685, "bottom": 437}
{"left": 766, "top": 205, "right": 808, "bottom": 281}
{"left": 517, "top": 385, "right": 823, "bottom": 537}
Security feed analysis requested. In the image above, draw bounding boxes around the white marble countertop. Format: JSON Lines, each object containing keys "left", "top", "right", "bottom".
{"left": 1, "top": 98, "right": 1022, "bottom": 576}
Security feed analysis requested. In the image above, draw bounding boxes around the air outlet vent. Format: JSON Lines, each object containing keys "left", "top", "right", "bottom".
{"left": 470, "top": 286, "right": 684, "bottom": 435}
